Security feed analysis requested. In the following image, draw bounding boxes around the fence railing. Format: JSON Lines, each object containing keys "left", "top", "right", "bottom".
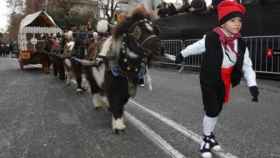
{"left": 161, "top": 36, "right": 280, "bottom": 75}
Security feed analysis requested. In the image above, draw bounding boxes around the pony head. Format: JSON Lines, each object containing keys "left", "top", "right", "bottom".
{"left": 111, "top": 10, "right": 161, "bottom": 79}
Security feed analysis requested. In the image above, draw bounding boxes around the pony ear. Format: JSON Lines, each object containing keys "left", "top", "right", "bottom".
{"left": 153, "top": 24, "right": 160, "bottom": 36}
{"left": 113, "top": 20, "right": 129, "bottom": 39}
{"left": 130, "top": 6, "right": 148, "bottom": 20}
{"left": 113, "top": 10, "right": 148, "bottom": 39}
{"left": 131, "top": 4, "right": 148, "bottom": 16}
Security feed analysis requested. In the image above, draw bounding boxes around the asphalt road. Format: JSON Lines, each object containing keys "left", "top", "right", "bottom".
{"left": 0, "top": 57, "right": 279, "bottom": 158}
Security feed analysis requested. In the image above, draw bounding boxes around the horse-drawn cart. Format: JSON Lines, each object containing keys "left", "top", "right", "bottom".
{"left": 18, "top": 10, "right": 62, "bottom": 72}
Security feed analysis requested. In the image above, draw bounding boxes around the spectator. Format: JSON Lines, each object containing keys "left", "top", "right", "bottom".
{"left": 212, "top": 0, "right": 223, "bottom": 7}
{"left": 158, "top": 2, "right": 177, "bottom": 17}
{"left": 0, "top": 43, "right": 4, "bottom": 56}
{"left": 51, "top": 34, "right": 61, "bottom": 54}
{"left": 189, "top": 0, "right": 207, "bottom": 13}
{"left": 4, "top": 43, "right": 10, "bottom": 56}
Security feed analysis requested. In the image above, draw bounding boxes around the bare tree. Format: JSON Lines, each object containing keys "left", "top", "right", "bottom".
{"left": 97, "top": 0, "right": 120, "bottom": 23}
{"left": 49, "top": 0, "right": 74, "bottom": 16}
{"left": 6, "top": 0, "right": 24, "bottom": 13}
{"left": 6, "top": 0, "right": 24, "bottom": 39}
{"left": 50, "top": 0, "right": 97, "bottom": 29}
{"left": 24, "top": 0, "right": 46, "bottom": 14}
{"left": 7, "top": 12, "right": 24, "bottom": 39}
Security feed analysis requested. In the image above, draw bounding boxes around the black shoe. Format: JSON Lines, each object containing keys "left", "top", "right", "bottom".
{"left": 200, "top": 136, "right": 212, "bottom": 158}
{"left": 76, "top": 87, "right": 86, "bottom": 92}
{"left": 175, "top": 53, "right": 184, "bottom": 64}
{"left": 208, "top": 133, "right": 222, "bottom": 151}
{"left": 138, "top": 78, "right": 145, "bottom": 87}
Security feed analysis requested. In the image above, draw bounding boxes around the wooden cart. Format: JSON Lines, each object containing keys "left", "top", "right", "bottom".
{"left": 18, "top": 10, "right": 62, "bottom": 72}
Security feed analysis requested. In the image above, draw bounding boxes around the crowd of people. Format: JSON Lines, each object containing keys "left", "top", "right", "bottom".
{"left": 30, "top": 24, "right": 100, "bottom": 59}
{"left": 0, "top": 42, "right": 18, "bottom": 57}
{"left": 157, "top": 0, "right": 226, "bottom": 18}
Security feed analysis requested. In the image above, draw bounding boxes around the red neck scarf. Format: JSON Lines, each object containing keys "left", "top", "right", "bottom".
{"left": 213, "top": 27, "right": 240, "bottom": 54}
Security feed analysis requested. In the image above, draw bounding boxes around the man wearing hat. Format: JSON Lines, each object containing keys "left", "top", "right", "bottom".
{"left": 175, "top": 0, "right": 259, "bottom": 157}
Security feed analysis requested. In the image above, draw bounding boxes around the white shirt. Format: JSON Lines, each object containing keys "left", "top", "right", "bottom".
{"left": 221, "top": 42, "right": 237, "bottom": 68}
{"left": 66, "top": 41, "right": 75, "bottom": 51}
{"left": 180, "top": 36, "right": 257, "bottom": 87}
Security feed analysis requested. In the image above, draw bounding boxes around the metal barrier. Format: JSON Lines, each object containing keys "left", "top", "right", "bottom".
{"left": 243, "top": 36, "right": 280, "bottom": 75}
{"left": 161, "top": 35, "right": 280, "bottom": 75}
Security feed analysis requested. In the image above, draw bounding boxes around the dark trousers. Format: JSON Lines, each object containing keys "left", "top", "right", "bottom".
{"left": 71, "top": 59, "right": 83, "bottom": 89}
{"left": 200, "top": 81, "right": 225, "bottom": 117}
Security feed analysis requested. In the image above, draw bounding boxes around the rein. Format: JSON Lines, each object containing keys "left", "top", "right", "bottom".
{"left": 140, "top": 34, "right": 157, "bottom": 47}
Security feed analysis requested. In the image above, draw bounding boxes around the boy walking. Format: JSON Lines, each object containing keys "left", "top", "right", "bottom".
{"left": 175, "top": 0, "right": 259, "bottom": 157}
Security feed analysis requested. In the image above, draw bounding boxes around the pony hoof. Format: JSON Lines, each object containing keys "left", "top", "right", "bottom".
{"left": 76, "top": 88, "right": 84, "bottom": 93}
{"left": 113, "top": 129, "right": 125, "bottom": 134}
{"left": 94, "top": 107, "right": 102, "bottom": 111}
{"left": 114, "top": 129, "right": 120, "bottom": 134}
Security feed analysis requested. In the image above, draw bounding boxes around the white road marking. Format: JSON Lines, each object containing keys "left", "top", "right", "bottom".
{"left": 125, "top": 112, "right": 187, "bottom": 158}
{"left": 71, "top": 72, "right": 186, "bottom": 157}
{"left": 129, "top": 99, "right": 239, "bottom": 158}
{"left": 69, "top": 65, "right": 237, "bottom": 158}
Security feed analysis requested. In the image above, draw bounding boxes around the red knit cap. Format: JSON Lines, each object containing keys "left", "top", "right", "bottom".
{"left": 217, "top": 0, "right": 246, "bottom": 25}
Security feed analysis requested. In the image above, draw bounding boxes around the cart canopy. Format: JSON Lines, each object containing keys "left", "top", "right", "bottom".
{"left": 18, "top": 10, "right": 63, "bottom": 51}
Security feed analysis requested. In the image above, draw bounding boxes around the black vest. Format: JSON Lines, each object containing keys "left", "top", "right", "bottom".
{"left": 200, "top": 31, "right": 246, "bottom": 87}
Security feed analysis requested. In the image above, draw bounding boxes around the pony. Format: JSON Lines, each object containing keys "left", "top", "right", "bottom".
{"left": 75, "top": 11, "right": 161, "bottom": 133}
{"left": 64, "top": 30, "right": 104, "bottom": 92}
{"left": 47, "top": 34, "right": 66, "bottom": 80}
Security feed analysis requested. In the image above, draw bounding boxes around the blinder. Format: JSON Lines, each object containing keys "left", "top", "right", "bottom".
{"left": 127, "top": 18, "right": 159, "bottom": 56}
{"left": 111, "top": 17, "right": 159, "bottom": 79}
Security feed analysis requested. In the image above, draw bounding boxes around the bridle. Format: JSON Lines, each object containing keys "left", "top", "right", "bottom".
{"left": 113, "top": 18, "right": 159, "bottom": 78}
{"left": 126, "top": 18, "right": 159, "bottom": 56}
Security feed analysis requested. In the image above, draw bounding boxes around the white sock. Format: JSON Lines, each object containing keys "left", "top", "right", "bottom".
{"left": 203, "top": 115, "right": 218, "bottom": 136}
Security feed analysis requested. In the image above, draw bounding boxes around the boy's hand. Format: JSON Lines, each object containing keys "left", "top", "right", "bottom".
{"left": 175, "top": 53, "right": 184, "bottom": 64}
{"left": 249, "top": 86, "right": 259, "bottom": 102}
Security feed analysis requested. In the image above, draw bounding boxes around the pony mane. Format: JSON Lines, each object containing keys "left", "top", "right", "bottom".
{"left": 113, "top": 10, "right": 149, "bottom": 39}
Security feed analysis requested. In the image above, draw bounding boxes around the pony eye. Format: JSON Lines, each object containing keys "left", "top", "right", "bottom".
{"left": 130, "top": 26, "right": 142, "bottom": 40}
